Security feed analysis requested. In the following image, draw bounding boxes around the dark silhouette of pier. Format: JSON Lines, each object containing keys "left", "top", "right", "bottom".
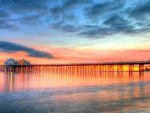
{"left": 2, "top": 60, "right": 150, "bottom": 75}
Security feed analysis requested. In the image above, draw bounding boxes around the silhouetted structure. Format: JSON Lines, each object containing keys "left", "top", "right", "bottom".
{"left": 4, "top": 58, "right": 19, "bottom": 65}
{"left": 3, "top": 59, "right": 150, "bottom": 76}
{"left": 18, "top": 58, "right": 30, "bottom": 65}
{"left": 4, "top": 58, "right": 30, "bottom": 66}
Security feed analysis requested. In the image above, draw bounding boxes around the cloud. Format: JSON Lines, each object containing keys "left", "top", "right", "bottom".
{"left": 0, "top": 0, "right": 50, "bottom": 13}
{"left": 0, "top": 20, "right": 18, "bottom": 30}
{"left": 50, "top": 0, "right": 133, "bottom": 38}
{"left": 78, "top": 0, "right": 150, "bottom": 38}
{"left": 0, "top": 41, "right": 54, "bottom": 59}
{"left": 78, "top": 13, "right": 149, "bottom": 38}
{"left": 0, "top": 10, "right": 9, "bottom": 18}
{"left": 103, "top": 14, "right": 136, "bottom": 33}
{"left": 0, "top": 0, "right": 150, "bottom": 39}
{"left": 49, "top": 0, "right": 92, "bottom": 26}
{"left": 127, "top": 0, "right": 150, "bottom": 20}
{"left": 84, "top": 0, "right": 125, "bottom": 20}
{"left": 78, "top": 14, "right": 135, "bottom": 38}
{"left": 18, "top": 14, "right": 43, "bottom": 25}
{"left": 50, "top": 0, "right": 92, "bottom": 16}
{"left": 0, "top": 0, "right": 51, "bottom": 27}
{"left": 79, "top": 25, "right": 110, "bottom": 38}
{"left": 0, "top": 9, "right": 18, "bottom": 30}
{"left": 52, "top": 22, "right": 81, "bottom": 32}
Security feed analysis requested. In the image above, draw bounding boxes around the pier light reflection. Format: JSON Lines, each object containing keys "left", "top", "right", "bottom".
{"left": 0, "top": 69, "right": 150, "bottom": 112}
{"left": 0, "top": 69, "right": 149, "bottom": 92}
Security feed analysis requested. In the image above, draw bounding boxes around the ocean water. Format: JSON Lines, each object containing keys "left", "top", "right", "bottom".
{"left": 0, "top": 71, "right": 150, "bottom": 113}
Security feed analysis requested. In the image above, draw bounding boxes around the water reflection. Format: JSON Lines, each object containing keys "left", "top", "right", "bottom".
{"left": 0, "top": 71, "right": 150, "bottom": 112}
{"left": 0, "top": 71, "right": 149, "bottom": 92}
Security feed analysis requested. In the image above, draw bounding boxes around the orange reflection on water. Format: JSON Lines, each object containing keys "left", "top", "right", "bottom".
{"left": 0, "top": 71, "right": 150, "bottom": 92}
{"left": 0, "top": 69, "right": 150, "bottom": 113}
{"left": 0, "top": 71, "right": 150, "bottom": 112}
{"left": 0, "top": 72, "right": 5, "bottom": 92}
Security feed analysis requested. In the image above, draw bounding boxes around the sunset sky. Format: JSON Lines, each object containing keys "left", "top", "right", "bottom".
{"left": 0, "top": 0, "right": 150, "bottom": 64}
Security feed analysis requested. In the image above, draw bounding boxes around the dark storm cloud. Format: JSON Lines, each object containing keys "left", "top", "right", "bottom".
{"left": 18, "top": 14, "right": 43, "bottom": 25}
{"left": 103, "top": 14, "right": 136, "bottom": 33}
{"left": 0, "top": 10, "right": 9, "bottom": 18}
{"left": 0, "top": 0, "right": 50, "bottom": 13}
{"left": 0, "top": 41, "right": 54, "bottom": 59}
{"left": 0, "top": 9, "right": 17, "bottom": 30}
{"left": 52, "top": 22, "right": 80, "bottom": 32}
{"left": 79, "top": 26, "right": 110, "bottom": 38}
{"left": 0, "top": 0, "right": 51, "bottom": 28}
{"left": 79, "top": 0, "right": 150, "bottom": 38}
{"left": 128, "top": 0, "right": 150, "bottom": 20}
{"left": 84, "top": 0, "right": 125, "bottom": 19}
{"left": 50, "top": 11, "right": 81, "bottom": 33}
{"left": 0, "top": 0, "right": 150, "bottom": 38}
{"left": 50, "top": 0, "right": 92, "bottom": 16}
{"left": 0, "top": 20, "right": 18, "bottom": 30}
{"left": 79, "top": 14, "right": 138, "bottom": 38}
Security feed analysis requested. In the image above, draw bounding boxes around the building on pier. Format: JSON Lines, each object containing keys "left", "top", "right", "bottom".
{"left": 4, "top": 58, "right": 30, "bottom": 66}
{"left": 18, "top": 58, "right": 30, "bottom": 65}
{"left": 4, "top": 58, "right": 19, "bottom": 65}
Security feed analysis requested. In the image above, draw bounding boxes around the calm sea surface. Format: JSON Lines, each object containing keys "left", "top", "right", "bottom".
{"left": 0, "top": 71, "right": 150, "bottom": 113}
